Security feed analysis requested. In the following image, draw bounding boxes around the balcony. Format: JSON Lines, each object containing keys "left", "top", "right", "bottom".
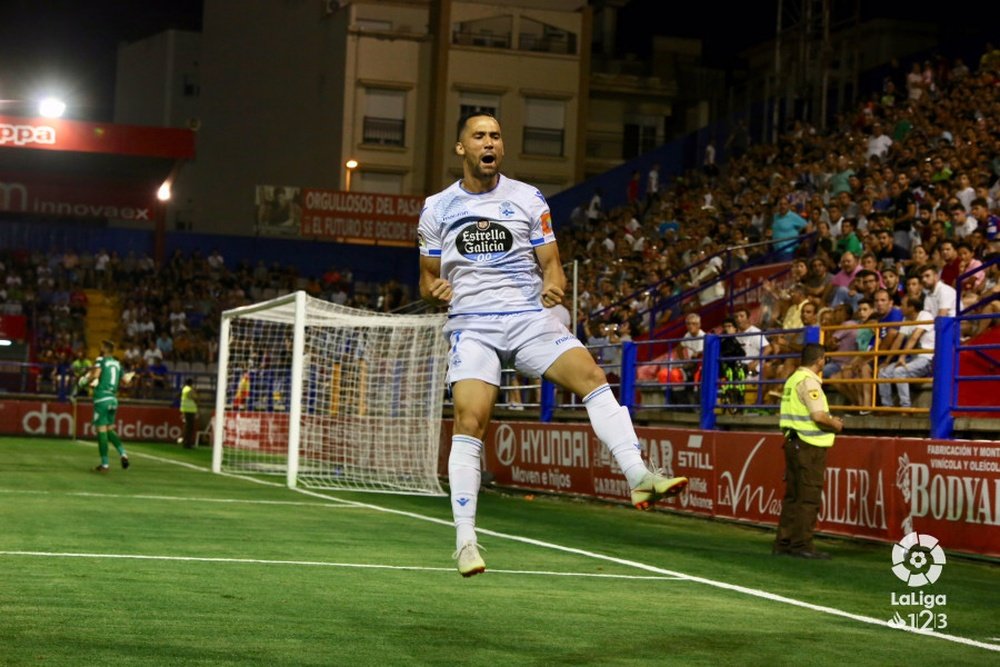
{"left": 362, "top": 117, "right": 405, "bottom": 147}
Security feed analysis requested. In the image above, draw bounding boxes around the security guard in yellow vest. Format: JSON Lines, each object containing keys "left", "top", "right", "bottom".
{"left": 774, "top": 343, "right": 843, "bottom": 559}
{"left": 180, "top": 378, "right": 199, "bottom": 449}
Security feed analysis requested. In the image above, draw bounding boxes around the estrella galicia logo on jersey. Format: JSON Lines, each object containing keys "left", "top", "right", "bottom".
{"left": 456, "top": 220, "right": 513, "bottom": 261}
{"left": 499, "top": 200, "right": 515, "bottom": 217}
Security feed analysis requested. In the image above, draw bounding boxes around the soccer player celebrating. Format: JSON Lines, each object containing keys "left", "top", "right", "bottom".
{"left": 418, "top": 112, "right": 688, "bottom": 577}
{"left": 82, "top": 340, "right": 131, "bottom": 472}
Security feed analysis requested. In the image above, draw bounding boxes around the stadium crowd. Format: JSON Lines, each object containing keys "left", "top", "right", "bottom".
{"left": 559, "top": 45, "right": 1000, "bottom": 408}
{"left": 0, "top": 245, "right": 416, "bottom": 395}
{"left": 3, "top": 45, "right": 999, "bottom": 409}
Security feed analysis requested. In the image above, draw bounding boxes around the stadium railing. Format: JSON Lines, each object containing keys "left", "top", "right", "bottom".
{"left": 529, "top": 312, "right": 998, "bottom": 439}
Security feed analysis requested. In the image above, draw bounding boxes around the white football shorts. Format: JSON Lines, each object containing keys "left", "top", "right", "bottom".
{"left": 443, "top": 310, "right": 584, "bottom": 385}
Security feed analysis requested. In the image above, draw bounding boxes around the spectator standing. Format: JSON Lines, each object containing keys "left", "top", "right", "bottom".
{"left": 771, "top": 197, "right": 810, "bottom": 260}
{"left": 647, "top": 163, "right": 661, "bottom": 197}
{"left": 866, "top": 123, "right": 893, "bottom": 160}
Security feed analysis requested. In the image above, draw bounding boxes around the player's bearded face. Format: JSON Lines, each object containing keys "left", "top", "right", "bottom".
{"left": 460, "top": 118, "right": 504, "bottom": 178}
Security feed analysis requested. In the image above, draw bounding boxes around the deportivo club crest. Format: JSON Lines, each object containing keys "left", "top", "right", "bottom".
{"left": 499, "top": 201, "right": 515, "bottom": 217}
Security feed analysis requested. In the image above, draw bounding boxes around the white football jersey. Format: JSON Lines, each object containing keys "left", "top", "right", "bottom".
{"left": 418, "top": 175, "right": 556, "bottom": 316}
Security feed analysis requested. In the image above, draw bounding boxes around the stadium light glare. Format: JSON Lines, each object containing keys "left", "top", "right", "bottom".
{"left": 345, "top": 159, "right": 358, "bottom": 192}
{"left": 38, "top": 97, "right": 66, "bottom": 118}
{"left": 0, "top": 339, "right": 12, "bottom": 347}
{"left": 157, "top": 182, "right": 172, "bottom": 201}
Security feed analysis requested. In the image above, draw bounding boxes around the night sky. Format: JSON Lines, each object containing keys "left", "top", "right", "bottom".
{"left": 1, "top": 0, "right": 997, "bottom": 122}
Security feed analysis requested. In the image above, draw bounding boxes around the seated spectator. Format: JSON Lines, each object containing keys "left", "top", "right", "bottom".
{"left": 156, "top": 331, "right": 174, "bottom": 359}
{"left": 956, "top": 241, "right": 985, "bottom": 293}
{"left": 835, "top": 219, "right": 863, "bottom": 261}
{"left": 143, "top": 337, "right": 164, "bottom": 367}
{"left": 678, "top": 313, "right": 706, "bottom": 382}
{"left": 873, "top": 288, "right": 904, "bottom": 349}
{"left": 919, "top": 263, "right": 957, "bottom": 317}
{"left": 774, "top": 299, "right": 820, "bottom": 383}
{"left": 733, "top": 306, "right": 772, "bottom": 404}
{"left": 881, "top": 265, "right": 904, "bottom": 304}
{"left": 828, "top": 298, "right": 876, "bottom": 411}
{"left": 803, "top": 256, "right": 837, "bottom": 306}
{"left": 875, "top": 229, "right": 911, "bottom": 272}
{"left": 959, "top": 253, "right": 1000, "bottom": 338}
{"left": 937, "top": 240, "right": 961, "bottom": 287}
{"left": 831, "top": 250, "right": 861, "bottom": 292}
{"left": 821, "top": 304, "right": 856, "bottom": 379}
{"left": 878, "top": 294, "right": 934, "bottom": 409}
{"left": 147, "top": 358, "right": 170, "bottom": 397}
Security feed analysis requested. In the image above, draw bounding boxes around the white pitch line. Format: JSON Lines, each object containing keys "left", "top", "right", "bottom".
{"left": 63, "top": 442, "right": 1000, "bottom": 653}
{"left": 0, "top": 488, "right": 365, "bottom": 509}
{"left": 0, "top": 551, "right": 682, "bottom": 581}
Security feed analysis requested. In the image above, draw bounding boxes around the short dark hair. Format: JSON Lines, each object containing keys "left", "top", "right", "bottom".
{"left": 101, "top": 340, "right": 115, "bottom": 353}
{"left": 918, "top": 263, "right": 939, "bottom": 276}
{"left": 456, "top": 111, "right": 497, "bottom": 141}
{"left": 856, "top": 269, "right": 878, "bottom": 281}
{"left": 801, "top": 343, "right": 826, "bottom": 366}
{"left": 732, "top": 305, "right": 751, "bottom": 317}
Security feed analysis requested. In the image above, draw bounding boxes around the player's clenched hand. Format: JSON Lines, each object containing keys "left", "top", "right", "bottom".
{"left": 541, "top": 285, "right": 564, "bottom": 308}
{"left": 427, "top": 278, "right": 453, "bottom": 305}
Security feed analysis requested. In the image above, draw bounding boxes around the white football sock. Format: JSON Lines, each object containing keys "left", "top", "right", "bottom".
{"left": 449, "top": 434, "right": 482, "bottom": 550}
{"left": 583, "top": 384, "right": 649, "bottom": 488}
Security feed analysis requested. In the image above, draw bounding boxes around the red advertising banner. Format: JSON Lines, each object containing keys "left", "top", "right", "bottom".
{"left": 0, "top": 314, "right": 27, "bottom": 340}
{"left": 221, "top": 411, "right": 289, "bottom": 454}
{"left": 300, "top": 189, "right": 422, "bottom": 247}
{"left": 0, "top": 399, "right": 182, "bottom": 440}
{"left": 438, "top": 421, "right": 1000, "bottom": 558}
{"left": 0, "top": 172, "right": 158, "bottom": 221}
{"left": 0, "top": 114, "right": 195, "bottom": 158}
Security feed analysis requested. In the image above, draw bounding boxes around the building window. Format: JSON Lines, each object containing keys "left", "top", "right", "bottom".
{"left": 363, "top": 88, "right": 406, "bottom": 146}
{"left": 623, "top": 121, "right": 659, "bottom": 159}
{"left": 459, "top": 91, "right": 500, "bottom": 122}
{"left": 523, "top": 97, "right": 565, "bottom": 157}
{"left": 356, "top": 172, "right": 403, "bottom": 195}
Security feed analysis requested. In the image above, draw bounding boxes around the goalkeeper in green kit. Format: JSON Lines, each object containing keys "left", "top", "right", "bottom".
{"left": 81, "top": 340, "right": 133, "bottom": 473}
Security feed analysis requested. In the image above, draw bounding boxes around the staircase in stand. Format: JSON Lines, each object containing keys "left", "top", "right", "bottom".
{"left": 83, "top": 290, "right": 121, "bottom": 359}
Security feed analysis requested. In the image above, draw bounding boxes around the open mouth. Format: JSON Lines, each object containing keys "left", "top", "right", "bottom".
{"left": 481, "top": 155, "right": 496, "bottom": 164}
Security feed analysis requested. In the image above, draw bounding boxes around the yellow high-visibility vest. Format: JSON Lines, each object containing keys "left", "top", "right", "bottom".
{"left": 778, "top": 368, "right": 835, "bottom": 447}
{"left": 181, "top": 385, "right": 198, "bottom": 414}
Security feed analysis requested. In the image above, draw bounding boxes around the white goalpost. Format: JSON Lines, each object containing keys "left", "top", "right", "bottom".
{"left": 211, "top": 291, "right": 449, "bottom": 496}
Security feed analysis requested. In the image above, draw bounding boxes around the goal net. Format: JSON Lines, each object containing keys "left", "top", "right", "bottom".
{"left": 212, "top": 291, "right": 449, "bottom": 496}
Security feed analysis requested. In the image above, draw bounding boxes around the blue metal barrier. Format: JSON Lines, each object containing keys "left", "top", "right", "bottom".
{"left": 930, "top": 317, "right": 956, "bottom": 439}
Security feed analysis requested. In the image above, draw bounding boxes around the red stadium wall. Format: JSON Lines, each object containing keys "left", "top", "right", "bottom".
{"left": 438, "top": 421, "right": 1000, "bottom": 559}
{"left": 0, "top": 399, "right": 182, "bottom": 441}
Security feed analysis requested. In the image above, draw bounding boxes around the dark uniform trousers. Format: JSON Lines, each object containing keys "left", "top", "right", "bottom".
{"left": 774, "top": 433, "right": 829, "bottom": 552}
